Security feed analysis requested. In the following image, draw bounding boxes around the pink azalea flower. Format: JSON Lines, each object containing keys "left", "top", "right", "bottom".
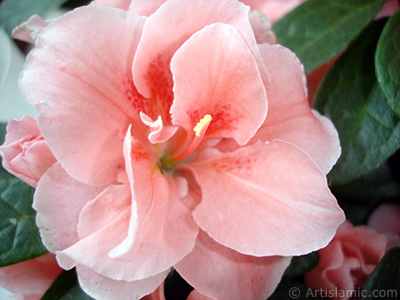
{"left": 0, "top": 115, "right": 57, "bottom": 187}
{"left": 11, "top": 0, "right": 344, "bottom": 299}
{"left": 0, "top": 253, "right": 62, "bottom": 300}
{"left": 368, "top": 203, "right": 400, "bottom": 251}
{"left": 305, "top": 221, "right": 387, "bottom": 300}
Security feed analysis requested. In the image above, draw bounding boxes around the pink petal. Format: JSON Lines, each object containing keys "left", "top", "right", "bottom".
{"left": 242, "top": 0, "right": 306, "bottom": 24}
{"left": 175, "top": 231, "right": 291, "bottom": 300}
{"left": 170, "top": 24, "right": 267, "bottom": 145}
{"left": 129, "top": 0, "right": 167, "bottom": 16}
{"left": 368, "top": 203, "right": 400, "bottom": 236}
{"left": 56, "top": 185, "right": 133, "bottom": 276}
{"left": 368, "top": 203, "right": 400, "bottom": 251}
{"left": 251, "top": 44, "right": 341, "bottom": 174}
{"left": 140, "top": 112, "right": 178, "bottom": 144}
{"left": 19, "top": 6, "right": 146, "bottom": 185}
{"left": 12, "top": 15, "right": 49, "bottom": 44}
{"left": 91, "top": 0, "right": 132, "bottom": 10}
{"left": 187, "top": 290, "right": 214, "bottom": 300}
{"left": 76, "top": 264, "right": 168, "bottom": 300}
{"left": 57, "top": 142, "right": 198, "bottom": 281}
{"left": 142, "top": 283, "right": 166, "bottom": 300}
{"left": 132, "top": 0, "right": 265, "bottom": 121}
{"left": 33, "top": 163, "right": 105, "bottom": 253}
{"left": 182, "top": 140, "right": 344, "bottom": 256}
{"left": 0, "top": 253, "right": 61, "bottom": 295}
{"left": 248, "top": 10, "right": 276, "bottom": 45}
{"left": 0, "top": 115, "right": 56, "bottom": 187}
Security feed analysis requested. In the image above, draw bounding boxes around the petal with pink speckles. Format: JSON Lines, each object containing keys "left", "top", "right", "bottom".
{"left": 182, "top": 140, "right": 344, "bottom": 256}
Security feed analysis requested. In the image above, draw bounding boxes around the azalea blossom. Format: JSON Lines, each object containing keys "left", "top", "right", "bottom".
{"left": 0, "top": 115, "right": 57, "bottom": 187}
{"left": 1, "top": 0, "right": 346, "bottom": 299}
{"left": 368, "top": 203, "right": 400, "bottom": 251}
{"left": 0, "top": 254, "right": 62, "bottom": 300}
{"left": 305, "top": 221, "right": 387, "bottom": 300}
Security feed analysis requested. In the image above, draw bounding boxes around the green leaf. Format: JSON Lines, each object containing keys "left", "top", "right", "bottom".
{"left": 0, "top": 123, "right": 47, "bottom": 266}
{"left": 332, "top": 158, "right": 400, "bottom": 201}
{"left": 41, "top": 269, "right": 94, "bottom": 300}
{"left": 0, "top": 177, "right": 48, "bottom": 266}
{"left": 361, "top": 247, "right": 400, "bottom": 300}
{"left": 0, "top": 124, "right": 6, "bottom": 145}
{"left": 375, "top": 9, "right": 400, "bottom": 120}
{"left": 0, "top": 0, "right": 66, "bottom": 35}
{"left": 314, "top": 19, "right": 400, "bottom": 185}
{"left": 284, "top": 252, "right": 320, "bottom": 277}
{"left": 272, "top": 0, "right": 386, "bottom": 73}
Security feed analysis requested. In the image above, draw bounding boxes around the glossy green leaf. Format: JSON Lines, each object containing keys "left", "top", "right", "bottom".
{"left": 0, "top": 126, "right": 47, "bottom": 267}
{"left": 375, "top": 9, "right": 400, "bottom": 120}
{"left": 314, "top": 19, "right": 400, "bottom": 185}
{"left": 273, "top": 0, "right": 386, "bottom": 73}
{"left": 284, "top": 252, "right": 319, "bottom": 277}
{"left": 332, "top": 157, "right": 400, "bottom": 201}
{"left": 0, "top": 0, "right": 66, "bottom": 35}
{"left": 41, "top": 269, "right": 94, "bottom": 300}
{"left": 361, "top": 247, "right": 400, "bottom": 300}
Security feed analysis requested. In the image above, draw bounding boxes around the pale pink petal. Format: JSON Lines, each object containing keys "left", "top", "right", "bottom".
{"left": 19, "top": 6, "right": 146, "bottom": 185}
{"left": 251, "top": 44, "right": 341, "bottom": 174}
{"left": 91, "top": 0, "right": 132, "bottom": 10}
{"left": 0, "top": 254, "right": 61, "bottom": 295}
{"left": 107, "top": 126, "right": 140, "bottom": 258}
{"left": 182, "top": 140, "right": 344, "bottom": 256}
{"left": 0, "top": 115, "right": 57, "bottom": 187}
{"left": 242, "top": 0, "right": 306, "bottom": 24}
{"left": 76, "top": 265, "right": 168, "bottom": 300}
{"left": 248, "top": 10, "right": 276, "bottom": 44}
{"left": 140, "top": 112, "right": 178, "bottom": 144}
{"left": 12, "top": 15, "right": 49, "bottom": 44}
{"left": 33, "top": 163, "right": 105, "bottom": 253}
{"left": 176, "top": 231, "right": 291, "bottom": 300}
{"left": 56, "top": 185, "right": 133, "bottom": 276}
{"left": 77, "top": 185, "right": 131, "bottom": 239}
{"left": 368, "top": 203, "right": 400, "bottom": 236}
{"left": 142, "top": 283, "right": 166, "bottom": 300}
{"left": 132, "top": 0, "right": 266, "bottom": 121}
{"left": 129, "top": 0, "right": 167, "bottom": 16}
{"left": 368, "top": 203, "right": 400, "bottom": 251}
{"left": 57, "top": 143, "right": 198, "bottom": 281}
{"left": 170, "top": 24, "right": 266, "bottom": 145}
{"left": 187, "top": 290, "right": 215, "bottom": 300}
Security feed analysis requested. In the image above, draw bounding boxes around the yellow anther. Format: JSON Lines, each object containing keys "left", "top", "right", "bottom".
{"left": 194, "top": 114, "right": 212, "bottom": 137}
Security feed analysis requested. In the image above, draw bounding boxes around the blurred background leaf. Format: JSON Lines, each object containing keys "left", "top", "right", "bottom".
{"left": 273, "top": 0, "right": 386, "bottom": 73}
{"left": 41, "top": 269, "right": 94, "bottom": 300}
{"left": 0, "top": 0, "right": 67, "bottom": 35}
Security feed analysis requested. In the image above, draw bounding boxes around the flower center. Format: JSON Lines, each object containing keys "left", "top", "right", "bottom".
{"left": 163, "top": 114, "right": 212, "bottom": 167}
